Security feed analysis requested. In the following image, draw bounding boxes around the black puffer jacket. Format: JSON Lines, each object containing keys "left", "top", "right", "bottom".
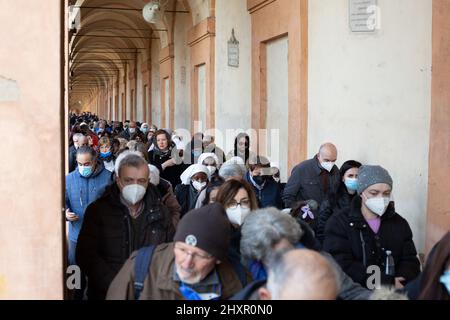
{"left": 76, "top": 183, "right": 175, "bottom": 300}
{"left": 323, "top": 196, "right": 420, "bottom": 288}
{"left": 316, "top": 183, "right": 357, "bottom": 245}
{"left": 148, "top": 146, "right": 184, "bottom": 188}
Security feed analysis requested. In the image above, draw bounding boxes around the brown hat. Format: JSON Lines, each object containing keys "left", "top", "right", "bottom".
{"left": 174, "top": 203, "right": 230, "bottom": 261}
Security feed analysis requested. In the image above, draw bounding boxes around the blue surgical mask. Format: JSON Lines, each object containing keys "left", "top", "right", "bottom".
{"left": 193, "top": 150, "right": 202, "bottom": 158}
{"left": 344, "top": 178, "right": 358, "bottom": 192}
{"left": 142, "top": 128, "right": 149, "bottom": 134}
{"left": 100, "top": 150, "right": 112, "bottom": 159}
{"left": 440, "top": 270, "right": 450, "bottom": 295}
{"left": 78, "top": 165, "right": 93, "bottom": 177}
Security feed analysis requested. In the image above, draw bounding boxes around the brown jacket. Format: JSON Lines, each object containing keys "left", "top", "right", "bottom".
{"left": 106, "top": 243, "right": 243, "bottom": 300}
{"left": 158, "top": 179, "right": 181, "bottom": 229}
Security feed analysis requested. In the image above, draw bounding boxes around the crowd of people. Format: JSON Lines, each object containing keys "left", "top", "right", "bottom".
{"left": 65, "top": 111, "right": 450, "bottom": 300}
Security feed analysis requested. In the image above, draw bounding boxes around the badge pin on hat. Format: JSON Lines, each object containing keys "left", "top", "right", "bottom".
{"left": 185, "top": 235, "right": 197, "bottom": 247}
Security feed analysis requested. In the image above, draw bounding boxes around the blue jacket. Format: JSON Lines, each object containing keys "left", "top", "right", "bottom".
{"left": 245, "top": 172, "right": 283, "bottom": 209}
{"left": 65, "top": 161, "right": 112, "bottom": 242}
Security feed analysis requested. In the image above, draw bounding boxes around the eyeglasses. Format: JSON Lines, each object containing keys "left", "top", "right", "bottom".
{"left": 175, "top": 246, "right": 213, "bottom": 261}
{"left": 227, "top": 199, "right": 251, "bottom": 209}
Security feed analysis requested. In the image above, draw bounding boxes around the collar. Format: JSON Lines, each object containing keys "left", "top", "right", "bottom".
{"left": 313, "top": 155, "right": 324, "bottom": 175}
{"left": 119, "top": 194, "right": 145, "bottom": 219}
{"left": 248, "top": 172, "right": 266, "bottom": 190}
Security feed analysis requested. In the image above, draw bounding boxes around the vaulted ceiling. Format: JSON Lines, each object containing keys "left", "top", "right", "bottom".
{"left": 68, "top": 0, "right": 212, "bottom": 108}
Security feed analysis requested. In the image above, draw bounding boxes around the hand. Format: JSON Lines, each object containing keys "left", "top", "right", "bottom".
{"left": 66, "top": 209, "right": 79, "bottom": 222}
{"left": 394, "top": 277, "right": 406, "bottom": 289}
{"left": 162, "top": 158, "right": 175, "bottom": 170}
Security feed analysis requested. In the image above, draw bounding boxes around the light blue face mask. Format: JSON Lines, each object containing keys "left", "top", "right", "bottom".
{"left": 344, "top": 178, "right": 358, "bottom": 192}
{"left": 440, "top": 270, "right": 450, "bottom": 295}
{"left": 193, "top": 150, "right": 202, "bottom": 158}
{"left": 78, "top": 165, "right": 93, "bottom": 177}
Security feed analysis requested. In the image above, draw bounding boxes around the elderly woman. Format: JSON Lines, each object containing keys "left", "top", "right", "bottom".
{"left": 231, "top": 207, "right": 371, "bottom": 300}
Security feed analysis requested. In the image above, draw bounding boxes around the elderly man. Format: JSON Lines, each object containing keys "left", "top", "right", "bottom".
{"left": 76, "top": 153, "right": 175, "bottom": 300}
{"left": 283, "top": 143, "right": 340, "bottom": 230}
{"left": 231, "top": 207, "right": 371, "bottom": 300}
{"left": 69, "top": 133, "right": 88, "bottom": 172}
{"left": 259, "top": 249, "right": 339, "bottom": 300}
{"left": 106, "top": 203, "right": 243, "bottom": 300}
{"left": 120, "top": 120, "right": 139, "bottom": 140}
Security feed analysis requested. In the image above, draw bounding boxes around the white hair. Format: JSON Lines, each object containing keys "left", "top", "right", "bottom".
{"left": 114, "top": 150, "right": 146, "bottom": 176}
{"left": 148, "top": 164, "right": 160, "bottom": 186}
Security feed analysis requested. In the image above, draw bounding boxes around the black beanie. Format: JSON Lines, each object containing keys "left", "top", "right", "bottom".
{"left": 174, "top": 203, "right": 230, "bottom": 261}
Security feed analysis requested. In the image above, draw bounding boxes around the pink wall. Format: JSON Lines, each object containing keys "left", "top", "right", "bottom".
{"left": 0, "top": 0, "right": 64, "bottom": 299}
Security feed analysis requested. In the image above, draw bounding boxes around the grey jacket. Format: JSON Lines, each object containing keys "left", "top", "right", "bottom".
{"left": 230, "top": 251, "right": 371, "bottom": 300}
{"left": 282, "top": 156, "right": 341, "bottom": 208}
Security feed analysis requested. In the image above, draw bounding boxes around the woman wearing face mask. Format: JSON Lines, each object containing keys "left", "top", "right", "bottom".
{"left": 402, "top": 232, "right": 450, "bottom": 300}
{"left": 192, "top": 153, "right": 222, "bottom": 208}
{"left": 215, "top": 178, "right": 258, "bottom": 286}
{"left": 98, "top": 137, "right": 116, "bottom": 173}
{"left": 148, "top": 130, "right": 184, "bottom": 188}
{"left": 175, "top": 164, "right": 210, "bottom": 218}
{"left": 316, "top": 160, "right": 362, "bottom": 245}
{"left": 323, "top": 165, "right": 421, "bottom": 290}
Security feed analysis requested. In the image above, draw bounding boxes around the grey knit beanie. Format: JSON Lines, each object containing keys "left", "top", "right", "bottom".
{"left": 357, "top": 165, "right": 393, "bottom": 195}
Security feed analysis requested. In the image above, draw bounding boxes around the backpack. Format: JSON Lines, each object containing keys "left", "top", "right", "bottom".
{"left": 133, "top": 245, "right": 248, "bottom": 300}
{"left": 134, "top": 245, "right": 156, "bottom": 300}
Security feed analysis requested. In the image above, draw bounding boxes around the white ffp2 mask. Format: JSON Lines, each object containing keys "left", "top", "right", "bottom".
{"left": 122, "top": 184, "right": 147, "bottom": 205}
{"left": 364, "top": 195, "right": 390, "bottom": 216}
{"left": 226, "top": 206, "right": 251, "bottom": 226}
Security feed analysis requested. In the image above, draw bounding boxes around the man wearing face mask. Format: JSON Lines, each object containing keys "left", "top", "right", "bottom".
{"left": 283, "top": 143, "right": 340, "bottom": 231}
{"left": 119, "top": 120, "right": 140, "bottom": 141}
{"left": 323, "top": 165, "right": 420, "bottom": 290}
{"left": 65, "top": 146, "right": 112, "bottom": 299}
{"left": 76, "top": 153, "right": 175, "bottom": 300}
{"left": 106, "top": 204, "right": 243, "bottom": 300}
{"left": 175, "top": 164, "right": 210, "bottom": 218}
{"left": 244, "top": 156, "right": 283, "bottom": 209}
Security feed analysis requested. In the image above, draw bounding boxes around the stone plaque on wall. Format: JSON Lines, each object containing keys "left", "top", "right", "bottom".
{"left": 349, "top": 0, "right": 379, "bottom": 32}
{"left": 228, "top": 29, "right": 239, "bottom": 68}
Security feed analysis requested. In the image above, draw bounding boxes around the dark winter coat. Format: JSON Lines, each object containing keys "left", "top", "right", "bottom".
{"left": 283, "top": 156, "right": 340, "bottom": 210}
{"left": 323, "top": 196, "right": 421, "bottom": 288}
{"left": 148, "top": 148, "right": 184, "bottom": 188}
{"left": 316, "top": 182, "right": 358, "bottom": 244}
{"left": 245, "top": 172, "right": 283, "bottom": 209}
{"left": 76, "top": 183, "right": 176, "bottom": 300}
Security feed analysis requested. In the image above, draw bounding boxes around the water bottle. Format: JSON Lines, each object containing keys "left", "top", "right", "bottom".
{"left": 385, "top": 250, "right": 395, "bottom": 286}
